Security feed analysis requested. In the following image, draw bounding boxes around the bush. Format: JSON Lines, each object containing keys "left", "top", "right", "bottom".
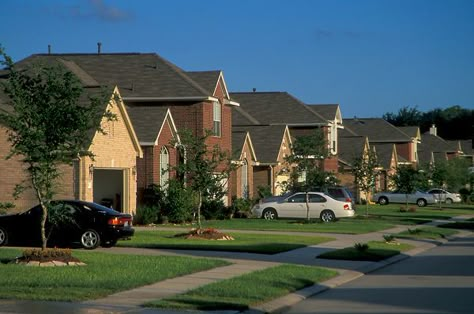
{"left": 0, "top": 202, "right": 15, "bottom": 215}
{"left": 256, "top": 185, "right": 272, "bottom": 201}
{"left": 133, "top": 206, "right": 159, "bottom": 225}
{"left": 354, "top": 243, "right": 369, "bottom": 252}
{"left": 228, "top": 197, "right": 253, "bottom": 218}
{"left": 164, "top": 180, "right": 194, "bottom": 224}
{"left": 201, "top": 199, "right": 228, "bottom": 220}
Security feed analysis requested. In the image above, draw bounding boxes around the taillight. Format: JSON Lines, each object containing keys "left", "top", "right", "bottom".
{"left": 343, "top": 204, "right": 350, "bottom": 210}
{"left": 346, "top": 198, "right": 352, "bottom": 203}
{"left": 108, "top": 217, "right": 131, "bottom": 226}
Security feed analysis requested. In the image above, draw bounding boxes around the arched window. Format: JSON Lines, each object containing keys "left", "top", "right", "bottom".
{"left": 160, "top": 146, "right": 169, "bottom": 188}
{"left": 241, "top": 159, "right": 249, "bottom": 199}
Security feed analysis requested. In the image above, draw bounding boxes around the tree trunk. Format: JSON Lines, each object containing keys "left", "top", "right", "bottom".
{"left": 40, "top": 203, "right": 48, "bottom": 250}
{"left": 305, "top": 192, "right": 310, "bottom": 221}
{"left": 197, "top": 191, "right": 202, "bottom": 229}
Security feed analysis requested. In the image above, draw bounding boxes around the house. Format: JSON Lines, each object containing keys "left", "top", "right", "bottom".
{"left": 126, "top": 107, "right": 180, "bottom": 205}
{"left": 230, "top": 92, "right": 336, "bottom": 196}
{"left": 0, "top": 85, "right": 142, "bottom": 214}
{"left": 418, "top": 125, "right": 462, "bottom": 166}
{"left": 15, "top": 52, "right": 238, "bottom": 206}
{"left": 233, "top": 125, "right": 293, "bottom": 196}
{"left": 343, "top": 118, "right": 416, "bottom": 166}
{"left": 231, "top": 130, "right": 257, "bottom": 199}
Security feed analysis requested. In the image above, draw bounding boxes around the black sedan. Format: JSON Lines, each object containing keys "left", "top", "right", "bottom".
{"left": 0, "top": 200, "right": 134, "bottom": 249}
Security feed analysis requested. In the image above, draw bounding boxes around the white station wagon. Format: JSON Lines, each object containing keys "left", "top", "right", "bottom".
{"left": 252, "top": 192, "right": 355, "bottom": 222}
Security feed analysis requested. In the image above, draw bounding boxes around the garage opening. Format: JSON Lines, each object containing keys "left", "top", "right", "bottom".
{"left": 93, "top": 169, "right": 125, "bottom": 212}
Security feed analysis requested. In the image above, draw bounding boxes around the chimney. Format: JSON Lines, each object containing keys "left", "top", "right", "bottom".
{"left": 429, "top": 124, "right": 437, "bottom": 136}
{"left": 48, "top": 44, "right": 51, "bottom": 55}
{"left": 252, "top": 88, "right": 256, "bottom": 92}
{"left": 97, "top": 42, "right": 102, "bottom": 54}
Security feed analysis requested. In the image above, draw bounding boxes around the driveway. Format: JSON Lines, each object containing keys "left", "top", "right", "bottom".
{"left": 283, "top": 235, "right": 474, "bottom": 314}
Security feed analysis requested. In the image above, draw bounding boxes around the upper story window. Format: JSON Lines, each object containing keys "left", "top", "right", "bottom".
{"left": 213, "top": 101, "right": 221, "bottom": 137}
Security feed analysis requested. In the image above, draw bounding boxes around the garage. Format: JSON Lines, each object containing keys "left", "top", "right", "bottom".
{"left": 93, "top": 169, "right": 128, "bottom": 212}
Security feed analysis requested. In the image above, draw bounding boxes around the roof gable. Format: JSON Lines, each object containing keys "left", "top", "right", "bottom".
{"left": 343, "top": 118, "right": 411, "bottom": 142}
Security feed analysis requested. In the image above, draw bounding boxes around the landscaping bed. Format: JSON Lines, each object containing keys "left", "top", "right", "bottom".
{"left": 317, "top": 241, "right": 414, "bottom": 262}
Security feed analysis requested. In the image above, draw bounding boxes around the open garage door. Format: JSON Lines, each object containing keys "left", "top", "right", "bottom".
{"left": 93, "top": 169, "right": 126, "bottom": 212}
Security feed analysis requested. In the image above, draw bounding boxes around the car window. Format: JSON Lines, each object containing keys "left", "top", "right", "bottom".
{"left": 309, "top": 194, "right": 326, "bottom": 203}
{"left": 327, "top": 188, "right": 345, "bottom": 198}
{"left": 287, "top": 194, "right": 306, "bottom": 203}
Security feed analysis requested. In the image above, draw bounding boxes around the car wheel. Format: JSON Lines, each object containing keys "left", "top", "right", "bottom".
{"left": 0, "top": 227, "right": 8, "bottom": 246}
{"left": 101, "top": 239, "right": 118, "bottom": 248}
{"left": 446, "top": 198, "right": 453, "bottom": 204}
{"left": 262, "top": 208, "right": 277, "bottom": 220}
{"left": 378, "top": 197, "right": 389, "bottom": 205}
{"left": 416, "top": 199, "right": 427, "bottom": 207}
{"left": 320, "top": 210, "right": 336, "bottom": 222}
{"left": 80, "top": 229, "right": 101, "bottom": 249}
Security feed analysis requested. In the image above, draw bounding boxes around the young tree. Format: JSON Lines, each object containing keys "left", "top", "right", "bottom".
{"left": 286, "top": 129, "right": 337, "bottom": 221}
{"left": 0, "top": 48, "right": 114, "bottom": 250}
{"left": 351, "top": 149, "right": 379, "bottom": 216}
{"left": 172, "top": 129, "right": 235, "bottom": 229}
{"left": 391, "top": 165, "right": 423, "bottom": 208}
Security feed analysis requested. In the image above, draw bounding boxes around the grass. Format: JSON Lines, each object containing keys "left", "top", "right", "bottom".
{"left": 394, "top": 226, "right": 459, "bottom": 240}
{"left": 0, "top": 248, "right": 229, "bottom": 301}
{"left": 146, "top": 264, "right": 338, "bottom": 312}
{"left": 118, "top": 230, "right": 334, "bottom": 254}
{"left": 317, "top": 241, "right": 415, "bottom": 261}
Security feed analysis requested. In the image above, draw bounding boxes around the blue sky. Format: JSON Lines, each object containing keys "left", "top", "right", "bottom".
{"left": 1, "top": 0, "right": 473, "bottom": 118}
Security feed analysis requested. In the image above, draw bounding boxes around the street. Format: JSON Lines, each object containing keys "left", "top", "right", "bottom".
{"left": 284, "top": 236, "right": 474, "bottom": 314}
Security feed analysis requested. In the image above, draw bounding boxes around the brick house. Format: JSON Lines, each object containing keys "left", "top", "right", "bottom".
{"left": 230, "top": 91, "right": 335, "bottom": 196}
{"left": 126, "top": 107, "right": 180, "bottom": 206}
{"left": 231, "top": 130, "right": 257, "bottom": 199}
{"left": 0, "top": 86, "right": 142, "bottom": 213}
{"left": 15, "top": 52, "right": 238, "bottom": 206}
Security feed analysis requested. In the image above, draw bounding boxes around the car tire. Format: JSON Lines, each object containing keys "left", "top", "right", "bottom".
{"left": 320, "top": 210, "right": 336, "bottom": 222}
{"left": 446, "top": 198, "right": 453, "bottom": 204}
{"left": 378, "top": 197, "right": 389, "bottom": 205}
{"left": 101, "top": 239, "right": 118, "bottom": 248}
{"left": 262, "top": 208, "right": 277, "bottom": 220}
{"left": 80, "top": 229, "right": 101, "bottom": 250}
{"left": 416, "top": 199, "right": 427, "bottom": 207}
{"left": 0, "top": 227, "right": 8, "bottom": 246}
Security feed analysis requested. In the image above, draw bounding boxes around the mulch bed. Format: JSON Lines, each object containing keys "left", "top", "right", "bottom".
{"left": 174, "top": 228, "right": 234, "bottom": 240}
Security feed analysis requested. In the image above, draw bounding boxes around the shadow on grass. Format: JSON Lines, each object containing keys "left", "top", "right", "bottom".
{"left": 149, "top": 298, "right": 249, "bottom": 312}
{"left": 438, "top": 222, "right": 474, "bottom": 230}
{"left": 317, "top": 248, "right": 400, "bottom": 262}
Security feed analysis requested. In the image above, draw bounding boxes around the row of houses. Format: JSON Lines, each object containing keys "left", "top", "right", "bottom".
{"left": 0, "top": 51, "right": 472, "bottom": 214}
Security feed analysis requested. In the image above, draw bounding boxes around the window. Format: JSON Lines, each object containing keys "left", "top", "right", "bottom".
{"left": 160, "top": 146, "right": 169, "bottom": 188}
{"left": 213, "top": 101, "right": 221, "bottom": 137}
{"left": 309, "top": 194, "right": 326, "bottom": 203}
{"left": 241, "top": 159, "right": 249, "bottom": 199}
{"left": 287, "top": 194, "right": 306, "bottom": 203}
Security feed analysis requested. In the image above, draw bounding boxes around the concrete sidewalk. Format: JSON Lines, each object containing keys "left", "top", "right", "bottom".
{"left": 77, "top": 215, "right": 473, "bottom": 313}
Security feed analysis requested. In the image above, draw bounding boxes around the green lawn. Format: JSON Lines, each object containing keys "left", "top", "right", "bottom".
{"left": 118, "top": 230, "right": 334, "bottom": 254}
{"left": 0, "top": 248, "right": 228, "bottom": 301}
{"left": 394, "top": 226, "right": 459, "bottom": 240}
{"left": 146, "top": 264, "right": 338, "bottom": 312}
{"left": 318, "top": 241, "right": 414, "bottom": 261}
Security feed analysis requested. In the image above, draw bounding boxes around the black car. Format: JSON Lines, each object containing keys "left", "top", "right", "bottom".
{"left": 0, "top": 200, "right": 134, "bottom": 249}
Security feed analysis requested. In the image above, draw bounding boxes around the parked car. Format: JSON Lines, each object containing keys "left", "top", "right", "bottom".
{"left": 0, "top": 200, "right": 134, "bottom": 249}
{"left": 426, "top": 188, "right": 462, "bottom": 204}
{"left": 252, "top": 192, "right": 355, "bottom": 222}
{"left": 312, "top": 186, "right": 356, "bottom": 209}
{"left": 372, "top": 190, "right": 437, "bottom": 207}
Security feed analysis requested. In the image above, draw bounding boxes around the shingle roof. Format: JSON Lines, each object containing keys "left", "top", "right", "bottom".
{"left": 15, "top": 53, "right": 214, "bottom": 99}
{"left": 420, "top": 133, "right": 458, "bottom": 153}
{"left": 232, "top": 130, "right": 248, "bottom": 159}
{"left": 233, "top": 125, "right": 287, "bottom": 163}
{"left": 343, "top": 118, "right": 411, "bottom": 142}
{"left": 126, "top": 106, "right": 169, "bottom": 143}
{"left": 372, "top": 143, "right": 396, "bottom": 169}
{"left": 230, "top": 92, "right": 328, "bottom": 126}
{"left": 306, "top": 104, "right": 339, "bottom": 121}
{"left": 398, "top": 126, "right": 420, "bottom": 139}
{"left": 337, "top": 136, "right": 366, "bottom": 166}
{"left": 186, "top": 71, "right": 221, "bottom": 95}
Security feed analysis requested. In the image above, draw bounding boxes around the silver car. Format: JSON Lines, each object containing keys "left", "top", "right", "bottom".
{"left": 252, "top": 192, "right": 355, "bottom": 222}
{"left": 372, "top": 190, "right": 437, "bottom": 207}
{"left": 426, "top": 188, "right": 462, "bottom": 204}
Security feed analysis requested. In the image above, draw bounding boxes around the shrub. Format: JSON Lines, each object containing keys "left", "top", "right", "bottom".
{"left": 164, "top": 179, "right": 194, "bottom": 224}
{"left": 256, "top": 185, "right": 272, "bottom": 201}
{"left": 133, "top": 206, "right": 159, "bottom": 225}
{"left": 143, "top": 184, "right": 166, "bottom": 207}
{"left": 0, "top": 202, "right": 15, "bottom": 215}
{"left": 408, "top": 228, "right": 422, "bottom": 234}
{"left": 201, "top": 199, "right": 228, "bottom": 220}
{"left": 383, "top": 234, "right": 395, "bottom": 242}
{"left": 228, "top": 197, "right": 253, "bottom": 218}
{"left": 354, "top": 243, "right": 369, "bottom": 252}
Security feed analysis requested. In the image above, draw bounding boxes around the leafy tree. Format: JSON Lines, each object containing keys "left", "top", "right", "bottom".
{"left": 383, "top": 106, "right": 423, "bottom": 126}
{"left": 285, "top": 129, "right": 338, "bottom": 221}
{"left": 391, "top": 165, "right": 423, "bottom": 208}
{"left": 171, "top": 129, "right": 235, "bottom": 228}
{"left": 351, "top": 149, "right": 379, "bottom": 216}
{"left": 0, "top": 47, "right": 114, "bottom": 250}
